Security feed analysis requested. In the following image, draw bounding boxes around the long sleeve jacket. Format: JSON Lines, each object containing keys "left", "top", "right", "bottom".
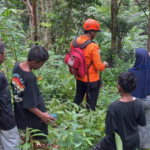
{"left": 71, "top": 35, "right": 105, "bottom": 82}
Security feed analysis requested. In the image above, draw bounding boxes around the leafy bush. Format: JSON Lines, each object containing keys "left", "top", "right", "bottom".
{"left": 36, "top": 52, "right": 75, "bottom": 101}
{"left": 102, "top": 55, "right": 132, "bottom": 87}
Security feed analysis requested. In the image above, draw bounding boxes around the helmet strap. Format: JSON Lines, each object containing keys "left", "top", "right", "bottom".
{"left": 89, "top": 31, "right": 95, "bottom": 40}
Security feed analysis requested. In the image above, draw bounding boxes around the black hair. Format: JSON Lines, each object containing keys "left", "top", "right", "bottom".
{"left": 28, "top": 45, "right": 49, "bottom": 62}
{"left": 118, "top": 71, "right": 137, "bottom": 93}
{"left": 0, "top": 41, "right": 5, "bottom": 54}
{"left": 84, "top": 30, "right": 98, "bottom": 34}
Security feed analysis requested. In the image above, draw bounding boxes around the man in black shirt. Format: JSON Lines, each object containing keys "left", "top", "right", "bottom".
{"left": 92, "top": 71, "right": 146, "bottom": 150}
{"left": 0, "top": 41, "right": 19, "bottom": 150}
{"left": 11, "top": 45, "right": 55, "bottom": 148}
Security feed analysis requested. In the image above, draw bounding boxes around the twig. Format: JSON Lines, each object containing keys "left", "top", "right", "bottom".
{"left": 117, "top": 0, "right": 123, "bottom": 14}
{"left": 135, "top": 0, "right": 149, "bottom": 20}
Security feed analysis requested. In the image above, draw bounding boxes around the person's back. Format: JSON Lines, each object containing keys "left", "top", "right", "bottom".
{"left": 129, "top": 48, "right": 150, "bottom": 98}
{"left": 92, "top": 71, "right": 146, "bottom": 150}
{"left": 71, "top": 35, "right": 105, "bottom": 82}
{"left": 100, "top": 98, "right": 145, "bottom": 150}
{"left": 72, "top": 19, "right": 109, "bottom": 111}
{"left": 0, "top": 41, "right": 19, "bottom": 150}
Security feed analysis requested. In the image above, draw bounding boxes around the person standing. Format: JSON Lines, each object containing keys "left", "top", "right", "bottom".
{"left": 0, "top": 41, "right": 19, "bottom": 150}
{"left": 11, "top": 45, "right": 55, "bottom": 149}
{"left": 71, "top": 19, "right": 109, "bottom": 111}
{"left": 92, "top": 71, "right": 146, "bottom": 150}
{"left": 129, "top": 48, "right": 150, "bottom": 149}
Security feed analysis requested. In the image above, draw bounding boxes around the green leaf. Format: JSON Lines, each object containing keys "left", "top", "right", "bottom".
{"left": 0, "top": 7, "right": 7, "bottom": 15}
{"left": 41, "top": 22, "right": 51, "bottom": 28}
{"left": 10, "top": 31, "right": 16, "bottom": 38}
{"left": 82, "top": 129, "right": 91, "bottom": 133}
{"left": 32, "top": 140, "right": 40, "bottom": 145}
{"left": 71, "top": 122, "right": 83, "bottom": 130}
{"left": 0, "top": 16, "right": 4, "bottom": 22}
{"left": 115, "top": 132, "right": 123, "bottom": 150}
{"left": 25, "top": 128, "right": 30, "bottom": 143}
{"left": 6, "top": 19, "right": 12, "bottom": 28}
{"left": 29, "top": 129, "right": 42, "bottom": 133}
{"left": 75, "top": 141, "right": 83, "bottom": 147}
{"left": 55, "top": 111, "right": 64, "bottom": 114}
{"left": 23, "top": 143, "right": 31, "bottom": 150}
{"left": 86, "top": 138, "right": 92, "bottom": 146}
{"left": 9, "top": 9, "right": 18, "bottom": 14}
{"left": 15, "top": 32, "right": 25, "bottom": 38}
{"left": 31, "top": 133, "right": 48, "bottom": 138}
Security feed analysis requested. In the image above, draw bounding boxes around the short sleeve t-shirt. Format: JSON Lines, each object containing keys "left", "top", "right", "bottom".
{"left": 100, "top": 99, "right": 146, "bottom": 150}
{"left": 11, "top": 63, "right": 47, "bottom": 134}
{"left": 0, "top": 72, "right": 16, "bottom": 130}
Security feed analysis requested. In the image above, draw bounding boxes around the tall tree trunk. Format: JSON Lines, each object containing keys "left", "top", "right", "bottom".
{"left": 111, "top": 0, "right": 117, "bottom": 50}
{"left": 37, "top": 0, "right": 41, "bottom": 42}
{"left": 22, "top": 0, "right": 34, "bottom": 42}
{"left": 43, "top": 0, "right": 48, "bottom": 47}
{"left": 110, "top": 0, "right": 117, "bottom": 64}
{"left": 32, "top": 0, "right": 37, "bottom": 43}
{"left": 117, "top": 38, "right": 122, "bottom": 58}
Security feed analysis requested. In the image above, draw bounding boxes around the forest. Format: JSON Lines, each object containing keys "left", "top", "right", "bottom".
{"left": 0, "top": 0, "right": 150, "bottom": 150}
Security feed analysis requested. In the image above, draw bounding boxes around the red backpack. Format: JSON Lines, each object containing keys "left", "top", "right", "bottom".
{"left": 65, "top": 37, "right": 93, "bottom": 78}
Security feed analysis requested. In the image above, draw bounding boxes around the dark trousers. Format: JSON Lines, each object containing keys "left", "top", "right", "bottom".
{"left": 73, "top": 79, "right": 101, "bottom": 111}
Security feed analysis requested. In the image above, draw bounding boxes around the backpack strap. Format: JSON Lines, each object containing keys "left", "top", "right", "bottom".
{"left": 73, "top": 37, "right": 93, "bottom": 49}
{"left": 80, "top": 40, "right": 92, "bottom": 49}
{"left": 87, "top": 61, "right": 93, "bottom": 100}
{"left": 87, "top": 61, "right": 93, "bottom": 69}
{"left": 72, "top": 37, "right": 94, "bottom": 100}
{"left": 72, "top": 37, "right": 78, "bottom": 47}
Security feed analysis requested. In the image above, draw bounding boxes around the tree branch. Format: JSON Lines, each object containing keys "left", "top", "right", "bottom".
{"left": 135, "top": 0, "right": 149, "bottom": 20}
{"left": 117, "top": 0, "right": 123, "bottom": 14}
{"left": 22, "top": 0, "right": 33, "bottom": 16}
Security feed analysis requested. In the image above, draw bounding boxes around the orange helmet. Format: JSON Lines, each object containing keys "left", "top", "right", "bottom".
{"left": 83, "top": 19, "right": 101, "bottom": 32}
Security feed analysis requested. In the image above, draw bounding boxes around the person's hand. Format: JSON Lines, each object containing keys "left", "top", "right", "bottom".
{"left": 40, "top": 112, "right": 55, "bottom": 124}
{"left": 103, "top": 62, "right": 109, "bottom": 68}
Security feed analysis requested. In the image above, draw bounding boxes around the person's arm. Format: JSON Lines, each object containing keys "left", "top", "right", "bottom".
{"left": 0, "top": 73, "right": 4, "bottom": 111}
{"left": 22, "top": 75, "right": 55, "bottom": 124}
{"left": 137, "top": 102, "right": 146, "bottom": 126}
{"left": 105, "top": 107, "right": 117, "bottom": 135}
{"left": 28, "top": 108, "right": 55, "bottom": 124}
{"left": 92, "top": 46, "right": 109, "bottom": 71}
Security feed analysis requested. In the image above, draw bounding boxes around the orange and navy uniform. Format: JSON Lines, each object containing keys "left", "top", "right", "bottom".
{"left": 71, "top": 35, "right": 105, "bottom": 82}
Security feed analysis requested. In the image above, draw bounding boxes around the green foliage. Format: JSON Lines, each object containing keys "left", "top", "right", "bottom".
{"left": 35, "top": 52, "right": 75, "bottom": 100}
{"left": 0, "top": 6, "right": 26, "bottom": 61}
{"left": 0, "top": 0, "right": 149, "bottom": 149}
{"left": 46, "top": 100, "right": 106, "bottom": 150}
{"left": 102, "top": 56, "right": 131, "bottom": 87}
{"left": 124, "top": 26, "right": 147, "bottom": 51}
{"left": 17, "top": 127, "right": 46, "bottom": 150}
{"left": 66, "top": 0, "right": 101, "bottom": 8}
